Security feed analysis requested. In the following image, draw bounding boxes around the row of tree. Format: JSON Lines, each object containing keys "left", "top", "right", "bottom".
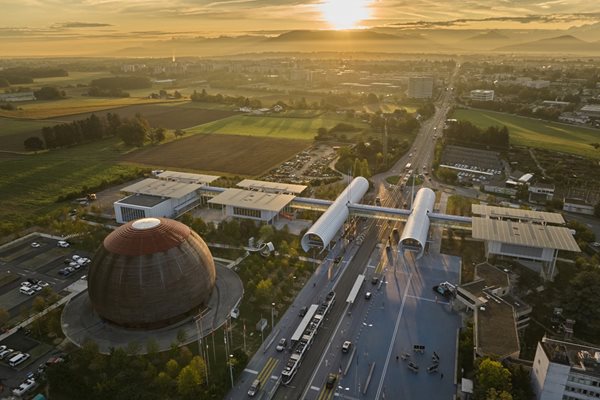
{"left": 445, "top": 120, "right": 510, "bottom": 151}
{"left": 0, "top": 67, "right": 68, "bottom": 86}
{"left": 190, "top": 89, "right": 263, "bottom": 108}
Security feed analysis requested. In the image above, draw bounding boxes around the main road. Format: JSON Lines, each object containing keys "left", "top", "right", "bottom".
{"left": 228, "top": 62, "right": 460, "bottom": 400}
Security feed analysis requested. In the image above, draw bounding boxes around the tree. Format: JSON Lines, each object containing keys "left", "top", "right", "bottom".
{"left": 486, "top": 388, "right": 513, "bottom": 400}
{"left": 34, "top": 86, "right": 64, "bottom": 100}
{"left": 24, "top": 136, "right": 44, "bottom": 151}
{"left": 176, "top": 328, "right": 188, "bottom": 344}
{"left": 176, "top": 365, "right": 202, "bottom": 397}
{"left": 563, "top": 269, "right": 600, "bottom": 339}
{"left": 146, "top": 337, "right": 160, "bottom": 356}
{"left": 151, "top": 127, "right": 166, "bottom": 143}
{"left": 117, "top": 119, "right": 147, "bottom": 147}
{"left": 475, "top": 358, "right": 512, "bottom": 400}
{"left": 259, "top": 224, "right": 274, "bottom": 242}
{"left": 32, "top": 296, "right": 47, "bottom": 313}
{"left": 255, "top": 278, "right": 273, "bottom": 302}
{"left": 165, "top": 359, "right": 180, "bottom": 378}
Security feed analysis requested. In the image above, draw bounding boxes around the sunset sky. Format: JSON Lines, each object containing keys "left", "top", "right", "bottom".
{"left": 2, "top": 0, "right": 600, "bottom": 55}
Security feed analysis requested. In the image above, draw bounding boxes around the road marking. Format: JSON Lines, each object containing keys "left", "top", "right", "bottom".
{"left": 243, "top": 368, "right": 258, "bottom": 375}
{"left": 310, "top": 386, "right": 320, "bottom": 391}
{"left": 406, "top": 295, "right": 449, "bottom": 305}
{"left": 374, "top": 272, "right": 413, "bottom": 400}
{"left": 256, "top": 357, "right": 279, "bottom": 383}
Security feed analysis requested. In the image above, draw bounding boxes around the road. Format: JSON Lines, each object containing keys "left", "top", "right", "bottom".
{"left": 227, "top": 63, "right": 460, "bottom": 400}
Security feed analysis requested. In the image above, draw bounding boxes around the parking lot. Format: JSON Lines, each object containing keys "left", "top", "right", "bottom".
{"left": 262, "top": 144, "right": 341, "bottom": 185}
{"left": 0, "top": 233, "right": 91, "bottom": 396}
{"left": 441, "top": 145, "right": 504, "bottom": 185}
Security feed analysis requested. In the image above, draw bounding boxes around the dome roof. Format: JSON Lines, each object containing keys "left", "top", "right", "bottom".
{"left": 88, "top": 218, "right": 216, "bottom": 329}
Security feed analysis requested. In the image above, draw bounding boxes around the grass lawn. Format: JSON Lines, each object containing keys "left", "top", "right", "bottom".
{"left": 30, "top": 71, "right": 111, "bottom": 87}
{"left": 0, "top": 138, "right": 140, "bottom": 225}
{"left": 0, "top": 118, "right": 55, "bottom": 138}
{"left": 186, "top": 112, "right": 371, "bottom": 140}
{"left": 386, "top": 175, "right": 400, "bottom": 185}
{"left": 0, "top": 97, "right": 171, "bottom": 119}
{"left": 453, "top": 108, "right": 600, "bottom": 159}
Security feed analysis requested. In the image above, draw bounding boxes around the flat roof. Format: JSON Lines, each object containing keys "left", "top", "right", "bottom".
{"left": 121, "top": 178, "right": 202, "bottom": 199}
{"left": 472, "top": 204, "right": 565, "bottom": 225}
{"left": 477, "top": 300, "right": 520, "bottom": 358}
{"left": 541, "top": 336, "right": 600, "bottom": 377}
{"left": 116, "top": 194, "right": 168, "bottom": 208}
{"left": 472, "top": 218, "right": 580, "bottom": 252}
{"left": 208, "top": 188, "right": 295, "bottom": 212}
{"left": 157, "top": 171, "right": 220, "bottom": 184}
{"left": 236, "top": 179, "right": 307, "bottom": 195}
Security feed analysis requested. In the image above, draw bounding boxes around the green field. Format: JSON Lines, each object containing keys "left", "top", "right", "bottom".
{"left": 0, "top": 138, "right": 140, "bottom": 224}
{"left": 187, "top": 112, "right": 371, "bottom": 140}
{"left": 453, "top": 109, "right": 600, "bottom": 159}
{"left": 31, "top": 71, "right": 111, "bottom": 87}
{"left": 0, "top": 118, "right": 55, "bottom": 138}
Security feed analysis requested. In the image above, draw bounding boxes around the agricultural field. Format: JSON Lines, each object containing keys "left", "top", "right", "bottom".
{"left": 0, "top": 138, "right": 140, "bottom": 225}
{"left": 122, "top": 134, "right": 309, "bottom": 175}
{"left": 360, "top": 103, "right": 418, "bottom": 114}
{"left": 186, "top": 111, "right": 372, "bottom": 140}
{"left": 453, "top": 109, "right": 600, "bottom": 159}
{"left": 29, "top": 71, "right": 111, "bottom": 87}
{"left": 54, "top": 102, "right": 239, "bottom": 129}
{"left": 0, "top": 96, "right": 170, "bottom": 119}
{"left": 0, "top": 103, "right": 239, "bottom": 152}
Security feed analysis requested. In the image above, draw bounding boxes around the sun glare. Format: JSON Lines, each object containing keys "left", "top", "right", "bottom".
{"left": 318, "top": 0, "right": 373, "bottom": 30}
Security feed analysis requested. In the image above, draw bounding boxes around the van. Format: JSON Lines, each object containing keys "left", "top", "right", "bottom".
{"left": 9, "top": 352, "right": 30, "bottom": 367}
{"left": 248, "top": 379, "right": 261, "bottom": 397}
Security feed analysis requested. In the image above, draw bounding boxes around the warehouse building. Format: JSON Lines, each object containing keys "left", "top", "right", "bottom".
{"left": 470, "top": 89, "right": 495, "bottom": 101}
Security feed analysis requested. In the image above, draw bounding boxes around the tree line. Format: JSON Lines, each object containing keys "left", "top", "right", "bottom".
{"left": 190, "top": 89, "right": 263, "bottom": 108}
{"left": 0, "top": 67, "right": 68, "bottom": 86}
{"left": 444, "top": 120, "right": 509, "bottom": 151}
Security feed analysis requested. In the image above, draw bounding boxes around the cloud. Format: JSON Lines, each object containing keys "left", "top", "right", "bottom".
{"left": 54, "top": 21, "right": 113, "bottom": 28}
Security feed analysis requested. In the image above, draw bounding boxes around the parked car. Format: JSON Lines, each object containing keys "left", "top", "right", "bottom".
{"left": 12, "top": 378, "right": 35, "bottom": 396}
{"left": 21, "top": 282, "right": 32, "bottom": 288}
{"left": 31, "top": 285, "right": 42, "bottom": 292}
{"left": 0, "top": 345, "right": 6, "bottom": 352}
{"left": 276, "top": 338, "right": 287, "bottom": 352}
{"left": 20, "top": 287, "right": 35, "bottom": 296}
{"left": 57, "top": 240, "right": 70, "bottom": 248}
{"left": 30, "top": 242, "right": 41, "bottom": 248}
{"left": 8, "top": 352, "right": 29, "bottom": 367}
{"left": 0, "top": 348, "right": 13, "bottom": 359}
{"left": 37, "top": 281, "right": 49, "bottom": 287}
{"left": 72, "top": 255, "right": 81, "bottom": 261}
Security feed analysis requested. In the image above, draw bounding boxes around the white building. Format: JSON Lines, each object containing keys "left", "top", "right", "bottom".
{"left": 113, "top": 172, "right": 220, "bottom": 223}
{"left": 470, "top": 89, "right": 495, "bottom": 101}
{"left": 532, "top": 336, "right": 600, "bottom": 400}
{"left": 0, "top": 92, "right": 36, "bottom": 102}
{"left": 208, "top": 188, "right": 296, "bottom": 223}
{"left": 563, "top": 198, "right": 595, "bottom": 216}
{"left": 529, "top": 183, "right": 555, "bottom": 203}
{"left": 471, "top": 205, "right": 580, "bottom": 280}
{"left": 407, "top": 76, "right": 434, "bottom": 99}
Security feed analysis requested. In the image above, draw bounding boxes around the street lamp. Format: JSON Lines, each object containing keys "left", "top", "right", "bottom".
{"left": 229, "top": 354, "right": 234, "bottom": 388}
{"left": 271, "top": 303, "right": 276, "bottom": 330}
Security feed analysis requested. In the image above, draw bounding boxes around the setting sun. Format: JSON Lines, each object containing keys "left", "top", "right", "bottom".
{"left": 318, "top": 0, "right": 373, "bottom": 30}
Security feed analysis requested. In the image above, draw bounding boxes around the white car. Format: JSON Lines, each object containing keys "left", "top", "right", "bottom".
{"left": 31, "top": 285, "right": 42, "bottom": 292}
{"left": 21, "top": 281, "right": 32, "bottom": 288}
{"left": 37, "top": 281, "right": 49, "bottom": 287}
{"left": 276, "top": 338, "right": 287, "bottom": 352}
{"left": 20, "top": 287, "right": 35, "bottom": 296}
{"left": 72, "top": 255, "right": 81, "bottom": 261}
{"left": 12, "top": 378, "right": 35, "bottom": 396}
{"left": 0, "top": 348, "right": 14, "bottom": 359}
{"left": 31, "top": 242, "right": 41, "bottom": 248}
{"left": 57, "top": 240, "right": 70, "bottom": 248}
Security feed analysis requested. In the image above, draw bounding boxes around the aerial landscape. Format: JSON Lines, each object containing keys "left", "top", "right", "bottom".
{"left": 1, "top": 1, "right": 600, "bottom": 400}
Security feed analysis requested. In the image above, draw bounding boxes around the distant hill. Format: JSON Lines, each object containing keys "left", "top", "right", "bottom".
{"left": 495, "top": 35, "right": 599, "bottom": 54}
{"left": 270, "top": 30, "right": 401, "bottom": 42}
{"left": 464, "top": 30, "right": 509, "bottom": 42}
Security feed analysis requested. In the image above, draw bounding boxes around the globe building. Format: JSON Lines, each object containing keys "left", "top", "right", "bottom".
{"left": 87, "top": 217, "right": 216, "bottom": 329}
